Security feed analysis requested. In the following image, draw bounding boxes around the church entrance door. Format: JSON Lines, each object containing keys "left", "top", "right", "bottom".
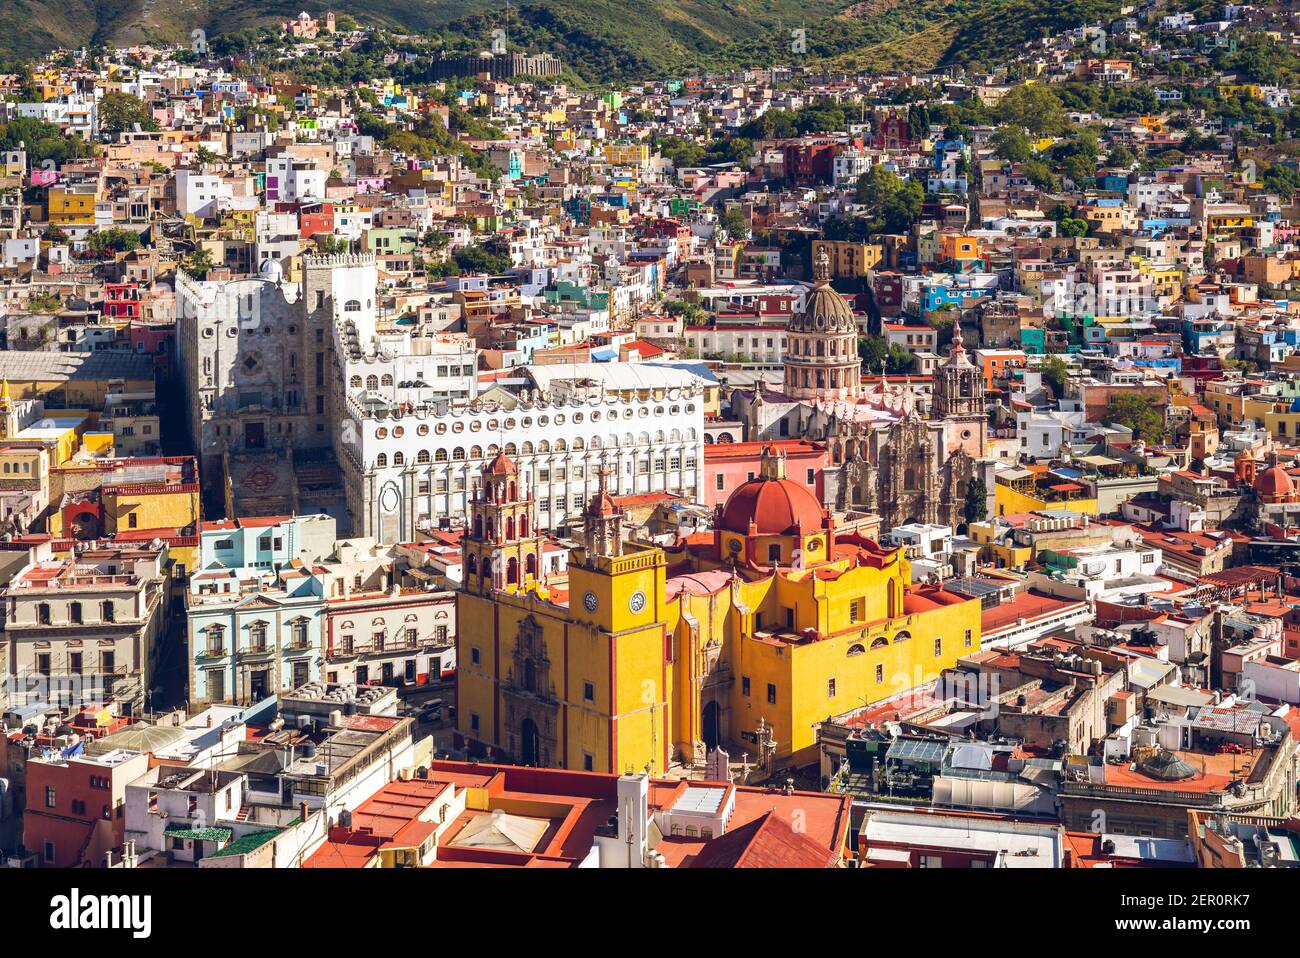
{"left": 521, "top": 718, "right": 540, "bottom": 766}
{"left": 702, "top": 701, "right": 721, "bottom": 751}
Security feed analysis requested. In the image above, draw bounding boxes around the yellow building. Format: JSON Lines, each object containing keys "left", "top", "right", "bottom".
{"left": 48, "top": 183, "right": 100, "bottom": 227}
{"left": 994, "top": 469, "right": 1099, "bottom": 517}
{"left": 967, "top": 518, "right": 1033, "bottom": 569}
{"left": 49, "top": 456, "right": 201, "bottom": 539}
{"left": 457, "top": 448, "right": 982, "bottom": 773}
{"left": 3, "top": 412, "right": 90, "bottom": 466}
{"left": 602, "top": 143, "right": 650, "bottom": 168}
{"left": 1203, "top": 380, "right": 1275, "bottom": 428}
{"left": 0, "top": 353, "right": 157, "bottom": 410}
{"left": 812, "top": 239, "right": 883, "bottom": 278}
{"left": 1218, "top": 84, "right": 1263, "bottom": 100}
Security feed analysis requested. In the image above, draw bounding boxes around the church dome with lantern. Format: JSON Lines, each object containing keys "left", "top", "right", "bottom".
{"left": 720, "top": 462, "right": 824, "bottom": 537}
{"left": 715, "top": 446, "right": 831, "bottom": 567}
{"left": 1254, "top": 453, "right": 1297, "bottom": 503}
{"left": 781, "top": 247, "right": 862, "bottom": 402}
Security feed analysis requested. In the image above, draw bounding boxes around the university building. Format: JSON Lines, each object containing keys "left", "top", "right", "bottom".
{"left": 179, "top": 254, "right": 708, "bottom": 539}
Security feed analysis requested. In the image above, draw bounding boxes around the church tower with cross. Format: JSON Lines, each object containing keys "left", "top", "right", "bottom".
{"left": 933, "top": 324, "right": 988, "bottom": 458}
{"left": 461, "top": 451, "right": 545, "bottom": 597}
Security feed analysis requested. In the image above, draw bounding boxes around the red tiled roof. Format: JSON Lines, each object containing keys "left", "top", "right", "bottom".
{"left": 688, "top": 810, "right": 839, "bottom": 869}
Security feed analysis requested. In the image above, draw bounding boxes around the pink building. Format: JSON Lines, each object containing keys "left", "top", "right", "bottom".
{"left": 24, "top": 748, "right": 150, "bottom": 867}
{"left": 703, "top": 440, "right": 829, "bottom": 510}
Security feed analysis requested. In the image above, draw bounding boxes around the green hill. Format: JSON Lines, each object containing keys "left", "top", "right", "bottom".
{"left": 0, "top": 0, "right": 1126, "bottom": 79}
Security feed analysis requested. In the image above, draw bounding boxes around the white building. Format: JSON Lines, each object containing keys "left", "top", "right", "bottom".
{"left": 338, "top": 353, "right": 706, "bottom": 540}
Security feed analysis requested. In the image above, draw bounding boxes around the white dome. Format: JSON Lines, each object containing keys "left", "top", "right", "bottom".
{"left": 259, "top": 258, "right": 284, "bottom": 281}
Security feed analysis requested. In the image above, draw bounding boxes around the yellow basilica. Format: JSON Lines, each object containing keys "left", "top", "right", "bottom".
{"left": 455, "top": 446, "right": 981, "bottom": 773}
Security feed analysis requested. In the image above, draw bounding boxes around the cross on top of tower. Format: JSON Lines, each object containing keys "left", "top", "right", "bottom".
{"left": 813, "top": 246, "right": 831, "bottom": 285}
{"left": 587, "top": 464, "right": 619, "bottom": 518}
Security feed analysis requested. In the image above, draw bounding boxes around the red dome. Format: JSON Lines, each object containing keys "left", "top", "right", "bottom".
{"left": 719, "top": 476, "right": 824, "bottom": 536}
{"left": 1255, "top": 463, "right": 1295, "bottom": 498}
{"left": 484, "top": 451, "right": 517, "bottom": 476}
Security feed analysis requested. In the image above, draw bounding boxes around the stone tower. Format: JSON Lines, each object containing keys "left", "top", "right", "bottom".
{"left": 933, "top": 324, "right": 987, "bottom": 457}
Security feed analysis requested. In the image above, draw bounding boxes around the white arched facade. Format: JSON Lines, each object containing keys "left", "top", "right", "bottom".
{"left": 341, "top": 389, "right": 704, "bottom": 539}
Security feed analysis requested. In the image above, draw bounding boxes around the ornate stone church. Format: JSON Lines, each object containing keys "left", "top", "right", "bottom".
{"left": 733, "top": 249, "right": 995, "bottom": 532}
{"left": 824, "top": 326, "right": 993, "bottom": 531}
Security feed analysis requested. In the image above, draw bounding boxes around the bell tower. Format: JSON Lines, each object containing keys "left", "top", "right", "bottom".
{"left": 462, "top": 452, "right": 544, "bottom": 596}
{"left": 1235, "top": 447, "right": 1257, "bottom": 487}
{"left": 582, "top": 466, "right": 625, "bottom": 559}
{"left": 934, "top": 325, "right": 987, "bottom": 457}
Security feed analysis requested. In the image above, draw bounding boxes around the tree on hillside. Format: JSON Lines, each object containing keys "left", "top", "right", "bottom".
{"left": 1023, "top": 158, "right": 1059, "bottom": 191}
{"left": 963, "top": 478, "right": 989, "bottom": 526}
{"left": 87, "top": 228, "right": 141, "bottom": 257}
{"left": 182, "top": 248, "right": 214, "bottom": 279}
{"left": 98, "top": 92, "right": 159, "bottom": 139}
{"left": 1104, "top": 393, "right": 1167, "bottom": 442}
{"left": 853, "top": 167, "right": 924, "bottom": 235}
{"left": 721, "top": 207, "right": 750, "bottom": 240}
{"left": 858, "top": 335, "right": 916, "bottom": 374}
{"left": 451, "top": 245, "right": 510, "bottom": 276}
{"left": 1042, "top": 355, "right": 1069, "bottom": 398}
{"left": 992, "top": 126, "right": 1032, "bottom": 163}
{"left": 994, "top": 84, "right": 1066, "bottom": 137}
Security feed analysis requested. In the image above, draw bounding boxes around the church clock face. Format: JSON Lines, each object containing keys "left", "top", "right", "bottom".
{"left": 583, "top": 591, "right": 598, "bottom": 613}
{"left": 629, "top": 591, "right": 647, "bottom": 614}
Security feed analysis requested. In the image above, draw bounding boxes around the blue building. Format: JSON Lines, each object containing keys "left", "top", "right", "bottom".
{"left": 186, "top": 515, "right": 337, "bottom": 705}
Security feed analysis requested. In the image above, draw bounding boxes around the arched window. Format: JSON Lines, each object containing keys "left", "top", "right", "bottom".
{"left": 366, "top": 375, "right": 379, "bottom": 390}
{"left": 393, "top": 452, "right": 405, "bottom": 466}
{"left": 847, "top": 643, "right": 866, "bottom": 656}
{"left": 470, "top": 445, "right": 482, "bottom": 459}
{"left": 474, "top": 515, "right": 484, "bottom": 538}
{"left": 467, "top": 554, "right": 478, "bottom": 575}
{"left": 349, "top": 375, "right": 362, "bottom": 388}
{"left": 507, "top": 556, "right": 519, "bottom": 585}
{"left": 376, "top": 453, "right": 387, "bottom": 467}
{"left": 521, "top": 441, "right": 534, "bottom": 455}
{"left": 344, "top": 299, "right": 361, "bottom": 312}
{"left": 452, "top": 447, "right": 466, "bottom": 461}
{"left": 434, "top": 449, "right": 448, "bottom": 462}
{"left": 870, "top": 637, "right": 889, "bottom": 649}
{"left": 526, "top": 553, "right": 537, "bottom": 577}
{"left": 381, "top": 374, "right": 393, "bottom": 387}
